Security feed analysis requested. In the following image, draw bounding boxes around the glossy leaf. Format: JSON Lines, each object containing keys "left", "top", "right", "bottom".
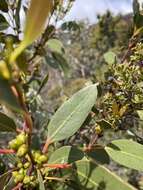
{"left": 47, "top": 84, "right": 98, "bottom": 142}
{"left": 37, "top": 170, "right": 45, "bottom": 190}
{"left": 0, "top": 14, "right": 9, "bottom": 31}
{"left": 0, "top": 112, "right": 16, "bottom": 132}
{"left": 0, "top": 0, "right": 8, "bottom": 12}
{"left": 0, "top": 80, "right": 22, "bottom": 112}
{"left": 10, "top": 0, "right": 53, "bottom": 62}
{"left": 75, "top": 159, "right": 136, "bottom": 190}
{"left": 105, "top": 139, "right": 143, "bottom": 171}
{"left": 48, "top": 146, "right": 84, "bottom": 164}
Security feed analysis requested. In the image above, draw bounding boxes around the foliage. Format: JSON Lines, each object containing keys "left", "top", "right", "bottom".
{"left": 0, "top": 0, "right": 143, "bottom": 190}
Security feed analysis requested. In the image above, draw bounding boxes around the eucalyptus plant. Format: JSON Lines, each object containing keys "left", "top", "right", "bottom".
{"left": 0, "top": 0, "right": 143, "bottom": 190}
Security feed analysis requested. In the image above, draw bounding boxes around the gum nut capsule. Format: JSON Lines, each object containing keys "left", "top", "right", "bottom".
{"left": 17, "top": 162, "right": 23, "bottom": 168}
{"left": 24, "top": 162, "right": 30, "bottom": 169}
{"left": 14, "top": 174, "right": 24, "bottom": 183}
{"left": 23, "top": 176, "right": 31, "bottom": 184}
{"left": 33, "top": 151, "right": 41, "bottom": 161}
{"left": 12, "top": 171, "right": 19, "bottom": 177}
{"left": 9, "top": 139, "right": 19, "bottom": 150}
{"left": 17, "top": 144, "right": 28, "bottom": 157}
{"left": 38, "top": 155, "right": 48, "bottom": 163}
{"left": 19, "top": 168, "right": 25, "bottom": 175}
{"left": 16, "top": 133, "right": 28, "bottom": 146}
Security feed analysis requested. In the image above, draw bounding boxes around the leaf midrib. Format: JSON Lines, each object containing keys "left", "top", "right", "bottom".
{"left": 48, "top": 87, "right": 96, "bottom": 141}
{"left": 106, "top": 147, "right": 143, "bottom": 163}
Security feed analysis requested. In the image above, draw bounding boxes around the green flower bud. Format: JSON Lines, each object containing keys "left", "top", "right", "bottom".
{"left": 16, "top": 132, "right": 28, "bottom": 146}
{"left": 38, "top": 155, "right": 48, "bottom": 163}
{"left": 17, "top": 144, "right": 28, "bottom": 157}
{"left": 33, "top": 151, "right": 41, "bottom": 163}
{"left": 14, "top": 174, "right": 24, "bottom": 183}
{"left": 19, "top": 168, "right": 25, "bottom": 175}
{"left": 23, "top": 176, "right": 31, "bottom": 184}
{"left": 24, "top": 162, "right": 30, "bottom": 169}
{"left": 12, "top": 171, "right": 19, "bottom": 177}
{"left": 30, "top": 180, "right": 38, "bottom": 187}
{"left": 30, "top": 176, "right": 35, "bottom": 181}
{"left": 9, "top": 139, "right": 19, "bottom": 150}
{"left": 17, "top": 162, "right": 23, "bottom": 169}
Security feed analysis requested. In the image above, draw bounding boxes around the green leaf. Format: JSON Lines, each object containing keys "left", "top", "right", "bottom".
{"left": 47, "top": 39, "right": 64, "bottom": 54}
{"left": 87, "top": 148, "right": 110, "bottom": 164}
{"left": 10, "top": 0, "right": 53, "bottom": 63}
{"left": 0, "top": 14, "right": 9, "bottom": 31}
{"left": 37, "top": 73, "right": 49, "bottom": 95}
{"left": 75, "top": 159, "right": 136, "bottom": 190}
{"left": 52, "top": 52, "right": 69, "bottom": 75}
{"left": 0, "top": 0, "right": 8, "bottom": 12}
{"left": 104, "top": 51, "right": 116, "bottom": 65}
{"left": 0, "top": 80, "right": 22, "bottom": 112}
{"left": 37, "top": 170, "right": 45, "bottom": 190}
{"left": 48, "top": 146, "right": 84, "bottom": 164}
{"left": 105, "top": 139, "right": 143, "bottom": 171}
{"left": 15, "top": 0, "right": 22, "bottom": 31}
{"left": 0, "top": 112, "right": 16, "bottom": 132}
{"left": 47, "top": 84, "right": 98, "bottom": 142}
{"left": 0, "top": 171, "right": 11, "bottom": 190}
{"left": 61, "top": 21, "right": 80, "bottom": 31}
{"left": 4, "top": 177, "right": 15, "bottom": 190}
{"left": 45, "top": 53, "right": 69, "bottom": 75}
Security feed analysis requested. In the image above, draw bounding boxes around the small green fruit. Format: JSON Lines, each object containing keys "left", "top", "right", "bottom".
{"left": 24, "top": 162, "right": 30, "bottom": 169}
{"left": 38, "top": 155, "right": 48, "bottom": 163}
{"left": 23, "top": 176, "right": 31, "bottom": 184}
{"left": 9, "top": 139, "right": 19, "bottom": 150}
{"left": 17, "top": 144, "right": 28, "bottom": 157}
{"left": 19, "top": 168, "right": 25, "bottom": 175}
{"left": 12, "top": 171, "right": 19, "bottom": 177}
{"left": 17, "top": 162, "right": 23, "bottom": 169}
{"left": 14, "top": 174, "right": 24, "bottom": 183}
{"left": 16, "top": 132, "right": 28, "bottom": 146}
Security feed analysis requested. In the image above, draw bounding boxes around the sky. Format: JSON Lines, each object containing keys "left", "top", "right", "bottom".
{"left": 65, "top": 0, "right": 134, "bottom": 23}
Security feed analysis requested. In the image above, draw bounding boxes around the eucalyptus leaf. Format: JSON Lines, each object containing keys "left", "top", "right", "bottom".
{"left": 0, "top": 14, "right": 9, "bottom": 31}
{"left": 10, "top": 0, "right": 53, "bottom": 62}
{"left": 48, "top": 146, "right": 84, "bottom": 164}
{"left": 47, "top": 84, "right": 98, "bottom": 142}
{"left": 87, "top": 148, "right": 110, "bottom": 164}
{"left": 105, "top": 139, "right": 143, "bottom": 171}
{"left": 4, "top": 177, "right": 15, "bottom": 190}
{"left": 0, "top": 80, "right": 22, "bottom": 112}
{"left": 47, "top": 39, "right": 64, "bottom": 54}
{"left": 75, "top": 159, "right": 136, "bottom": 190}
{"left": 0, "top": 112, "right": 17, "bottom": 132}
{"left": 37, "top": 170, "right": 45, "bottom": 190}
{"left": 0, "top": 0, "right": 8, "bottom": 12}
{"left": 0, "top": 171, "right": 11, "bottom": 190}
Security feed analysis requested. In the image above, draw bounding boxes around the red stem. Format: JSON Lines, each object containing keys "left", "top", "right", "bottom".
{"left": 0, "top": 149, "right": 15, "bottom": 154}
{"left": 12, "top": 183, "right": 22, "bottom": 190}
{"left": 43, "top": 163, "right": 72, "bottom": 169}
{"left": 42, "top": 138, "right": 52, "bottom": 153}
